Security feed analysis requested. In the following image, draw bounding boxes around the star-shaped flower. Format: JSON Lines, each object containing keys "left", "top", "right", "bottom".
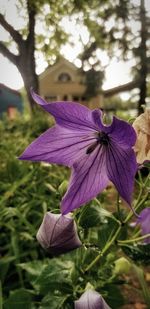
{"left": 19, "top": 92, "right": 137, "bottom": 214}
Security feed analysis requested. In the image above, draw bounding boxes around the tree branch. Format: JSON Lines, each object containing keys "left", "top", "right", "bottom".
{"left": 0, "top": 13, "right": 23, "bottom": 46}
{"left": 103, "top": 80, "right": 141, "bottom": 97}
{"left": 0, "top": 41, "right": 19, "bottom": 66}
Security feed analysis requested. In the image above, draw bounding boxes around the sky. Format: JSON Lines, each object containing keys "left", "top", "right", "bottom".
{"left": 0, "top": 0, "right": 149, "bottom": 97}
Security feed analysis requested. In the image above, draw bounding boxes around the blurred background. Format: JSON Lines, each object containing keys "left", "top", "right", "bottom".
{"left": 0, "top": 0, "right": 150, "bottom": 118}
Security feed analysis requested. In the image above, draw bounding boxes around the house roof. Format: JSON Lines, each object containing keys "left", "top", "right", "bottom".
{"left": 0, "top": 83, "right": 23, "bottom": 113}
{"left": 39, "top": 57, "right": 77, "bottom": 81}
{"left": 0, "top": 83, "right": 21, "bottom": 96}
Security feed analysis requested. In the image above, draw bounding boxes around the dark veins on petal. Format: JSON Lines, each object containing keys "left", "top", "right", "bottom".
{"left": 86, "top": 131, "right": 109, "bottom": 154}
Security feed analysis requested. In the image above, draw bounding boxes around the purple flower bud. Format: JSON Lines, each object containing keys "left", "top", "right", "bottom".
{"left": 137, "top": 208, "right": 150, "bottom": 243}
{"left": 74, "top": 289, "right": 111, "bottom": 309}
{"left": 36, "top": 212, "right": 82, "bottom": 255}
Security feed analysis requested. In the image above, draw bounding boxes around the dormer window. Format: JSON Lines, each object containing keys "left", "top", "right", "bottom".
{"left": 58, "top": 73, "right": 71, "bottom": 82}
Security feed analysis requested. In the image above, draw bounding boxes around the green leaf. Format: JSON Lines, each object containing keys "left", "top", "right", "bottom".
{"left": 98, "top": 218, "right": 119, "bottom": 250}
{"left": 0, "top": 256, "right": 17, "bottom": 283}
{"left": 121, "top": 243, "right": 150, "bottom": 265}
{"left": 4, "top": 288, "right": 33, "bottom": 309}
{"left": 133, "top": 264, "right": 150, "bottom": 307}
{"left": 35, "top": 259, "right": 73, "bottom": 294}
{"left": 79, "top": 200, "right": 113, "bottom": 228}
{"left": 41, "top": 293, "right": 69, "bottom": 309}
{"left": 102, "top": 284, "right": 124, "bottom": 308}
{"left": 18, "top": 260, "right": 46, "bottom": 277}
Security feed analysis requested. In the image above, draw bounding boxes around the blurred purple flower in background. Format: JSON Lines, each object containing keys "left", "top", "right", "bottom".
{"left": 36, "top": 212, "right": 81, "bottom": 255}
{"left": 137, "top": 208, "right": 150, "bottom": 243}
{"left": 19, "top": 92, "right": 137, "bottom": 214}
{"left": 74, "top": 289, "right": 111, "bottom": 309}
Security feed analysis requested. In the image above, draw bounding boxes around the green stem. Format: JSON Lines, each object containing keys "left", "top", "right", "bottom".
{"left": 11, "top": 232, "right": 24, "bottom": 287}
{"left": 118, "top": 233, "right": 150, "bottom": 244}
{"left": 138, "top": 170, "right": 143, "bottom": 184}
{"left": 117, "top": 193, "right": 123, "bottom": 223}
{"left": 125, "top": 191, "right": 149, "bottom": 223}
{"left": 84, "top": 224, "right": 121, "bottom": 273}
{"left": 124, "top": 173, "right": 149, "bottom": 223}
{"left": 84, "top": 172, "right": 149, "bottom": 274}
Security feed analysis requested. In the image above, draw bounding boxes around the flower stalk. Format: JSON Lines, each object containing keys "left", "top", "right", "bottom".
{"left": 117, "top": 233, "right": 150, "bottom": 244}
{"left": 84, "top": 223, "right": 121, "bottom": 273}
{"left": 124, "top": 172, "right": 149, "bottom": 223}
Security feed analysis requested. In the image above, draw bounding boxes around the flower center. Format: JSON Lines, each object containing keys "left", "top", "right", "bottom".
{"left": 86, "top": 131, "right": 109, "bottom": 154}
{"left": 96, "top": 131, "right": 109, "bottom": 145}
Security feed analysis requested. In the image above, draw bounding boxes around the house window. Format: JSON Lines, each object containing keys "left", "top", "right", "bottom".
{"left": 63, "top": 95, "right": 68, "bottom": 101}
{"left": 73, "top": 96, "right": 79, "bottom": 102}
{"left": 45, "top": 95, "right": 57, "bottom": 101}
{"left": 58, "top": 73, "right": 71, "bottom": 82}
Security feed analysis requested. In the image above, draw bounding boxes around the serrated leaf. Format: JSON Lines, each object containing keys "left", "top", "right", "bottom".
{"left": 79, "top": 201, "right": 113, "bottom": 228}
{"left": 18, "top": 260, "right": 46, "bottom": 277}
{"left": 41, "top": 293, "right": 69, "bottom": 309}
{"left": 35, "top": 259, "right": 73, "bottom": 294}
{"left": 121, "top": 243, "right": 150, "bottom": 265}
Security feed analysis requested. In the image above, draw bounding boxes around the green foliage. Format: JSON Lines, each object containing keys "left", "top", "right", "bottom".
{"left": 0, "top": 112, "right": 149, "bottom": 308}
{"left": 121, "top": 243, "right": 150, "bottom": 265}
{"left": 4, "top": 289, "right": 34, "bottom": 309}
{"left": 82, "top": 68, "right": 104, "bottom": 99}
{"left": 0, "top": 112, "right": 69, "bottom": 305}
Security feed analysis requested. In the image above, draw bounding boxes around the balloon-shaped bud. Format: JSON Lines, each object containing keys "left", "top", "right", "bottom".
{"left": 113, "top": 257, "right": 131, "bottom": 275}
{"left": 37, "top": 212, "right": 82, "bottom": 255}
{"left": 74, "top": 289, "right": 111, "bottom": 309}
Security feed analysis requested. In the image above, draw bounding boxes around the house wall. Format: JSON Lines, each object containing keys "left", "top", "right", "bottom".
{"left": 39, "top": 60, "right": 101, "bottom": 109}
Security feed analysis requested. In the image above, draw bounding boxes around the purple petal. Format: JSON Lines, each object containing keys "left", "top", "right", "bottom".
{"left": 137, "top": 208, "right": 150, "bottom": 243}
{"left": 36, "top": 212, "right": 81, "bottom": 255}
{"left": 61, "top": 146, "right": 109, "bottom": 214}
{"left": 75, "top": 289, "right": 111, "bottom": 309}
{"left": 31, "top": 91, "right": 99, "bottom": 132}
{"left": 92, "top": 110, "right": 137, "bottom": 147}
{"left": 106, "top": 143, "right": 137, "bottom": 205}
{"left": 19, "top": 125, "right": 96, "bottom": 167}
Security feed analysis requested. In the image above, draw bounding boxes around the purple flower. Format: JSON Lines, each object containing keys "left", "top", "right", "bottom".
{"left": 19, "top": 92, "right": 137, "bottom": 214}
{"left": 137, "top": 208, "right": 150, "bottom": 243}
{"left": 74, "top": 289, "right": 111, "bottom": 309}
{"left": 36, "top": 212, "right": 82, "bottom": 255}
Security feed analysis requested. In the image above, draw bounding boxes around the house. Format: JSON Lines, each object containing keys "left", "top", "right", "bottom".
{"left": 39, "top": 57, "right": 101, "bottom": 109}
{"left": 0, "top": 83, "right": 23, "bottom": 119}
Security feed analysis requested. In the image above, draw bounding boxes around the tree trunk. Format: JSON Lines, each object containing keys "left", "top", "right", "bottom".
{"left": 0, "top": 2, "right": 38, "bottom": 112}
{"left": 138, "top": 0, "right": 147, "bottom": 115}
{"left": 19, "top": 62, "right": 39, "bottom": 112}
{"left": 17, "top": 37, "right": 39, "bottom": 111}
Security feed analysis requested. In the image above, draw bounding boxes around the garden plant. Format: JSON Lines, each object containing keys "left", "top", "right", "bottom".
{"left": 0, "top": 94, "right": 150, "bottom": 308}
